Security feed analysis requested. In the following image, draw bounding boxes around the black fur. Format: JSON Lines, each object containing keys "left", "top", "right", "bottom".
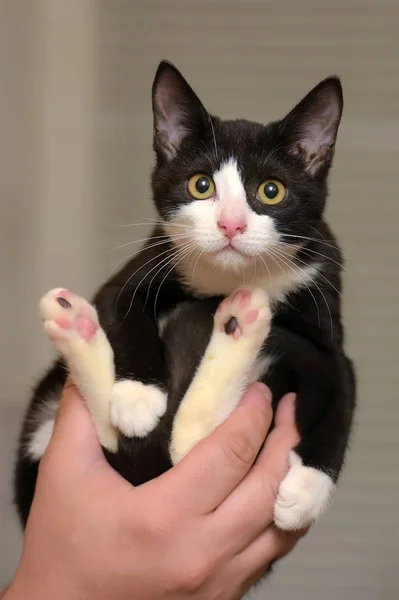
{"left": 14, "top": 61, "right": 355, "bottom": 528}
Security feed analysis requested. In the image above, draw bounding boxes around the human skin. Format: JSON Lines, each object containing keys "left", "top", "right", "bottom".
{"left": 4, "top": 381, "right": 304, "bottom": 600}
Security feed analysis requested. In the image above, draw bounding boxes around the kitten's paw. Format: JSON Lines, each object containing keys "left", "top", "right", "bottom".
{"left": 40, "top": 288, "right": 99, "bottom": 350}
{"left": 110, "top": 380, "right": 167, "bottom": 438}
{"left": 274, "top": 452, "right": 334, "bottom": 531}
{"left": 215, "top": 287, "right": 271, "bottom": 345}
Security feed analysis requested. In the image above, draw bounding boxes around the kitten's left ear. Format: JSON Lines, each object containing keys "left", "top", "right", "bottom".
{"left": 282, "top": 77, "right": 343, "bottom": 175}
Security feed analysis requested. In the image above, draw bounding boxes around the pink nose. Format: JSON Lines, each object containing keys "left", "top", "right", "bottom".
{"left": 217, "top": 218, "right": 247, "bottom": 239}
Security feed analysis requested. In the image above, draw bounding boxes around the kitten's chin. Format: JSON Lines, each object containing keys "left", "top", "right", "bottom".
{"left": 210, "top": 247, "right": 250, "bottom": 272}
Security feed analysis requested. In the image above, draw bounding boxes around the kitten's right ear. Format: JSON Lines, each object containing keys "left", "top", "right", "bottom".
{"left": 152, "top": 61, "right": 208, "bottom": 160}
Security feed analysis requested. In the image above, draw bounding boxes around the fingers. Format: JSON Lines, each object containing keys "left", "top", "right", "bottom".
{"left": 215, "top": 393, "right": 299, "bottom": 549}
{"left": 154, "top": 383, "right": 274, "bottom": 515}
{"left": 46, "top": 379, "right": 104, "bottom": 465}
{"left": 274, "top": 392, "right": 297, "bottom": 428}
{"left": 236, "top": 525, "right": 307, "bottom": 585}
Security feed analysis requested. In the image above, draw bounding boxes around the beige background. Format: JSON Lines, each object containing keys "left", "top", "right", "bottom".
{"left": 1, "top": 0, "right": 398, "bottom": 597}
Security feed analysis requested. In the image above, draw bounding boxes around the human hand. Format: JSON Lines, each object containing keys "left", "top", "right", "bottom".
{"left": 6, "top": 381, "right": 304, "bottom": 600}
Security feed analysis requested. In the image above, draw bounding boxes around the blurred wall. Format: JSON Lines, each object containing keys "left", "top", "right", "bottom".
{"left": 1, "top": 0, "right": 398, "bottom": 597}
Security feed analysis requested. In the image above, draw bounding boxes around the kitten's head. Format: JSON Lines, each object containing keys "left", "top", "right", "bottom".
{"left": 151, "top": 61, "right": 343, "bottom": 295}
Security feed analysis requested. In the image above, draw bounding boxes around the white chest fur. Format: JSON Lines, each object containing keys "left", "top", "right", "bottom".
{"left": 176, "top": 253, "right": 320, "bottom": 303}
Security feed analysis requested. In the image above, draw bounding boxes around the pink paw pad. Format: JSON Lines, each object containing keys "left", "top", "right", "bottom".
{"left": 215, "top": 287, "right": 271, "bottom": 342}
{"left": 55, "top": 317, "right": 72, "bottom": 330}
{"left": 230, "top": 290, "right": 252, "bottom": 310}
{"left": 245, "top": 309, "right": 259, "bottom": 325}
{"left": 77, "top": 317, "right": 98, "bottom": 342}
{"left": 40, "top": 288, "right": 99, "bottom": 346}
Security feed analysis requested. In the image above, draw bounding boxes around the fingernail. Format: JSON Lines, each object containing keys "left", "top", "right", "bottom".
{"left": 253, "top": 382, "right": 272, "bottom": 404}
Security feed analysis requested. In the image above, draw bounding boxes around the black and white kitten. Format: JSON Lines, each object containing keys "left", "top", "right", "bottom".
{"left": 15, "top": 61, "right": 356, "bottom": 534}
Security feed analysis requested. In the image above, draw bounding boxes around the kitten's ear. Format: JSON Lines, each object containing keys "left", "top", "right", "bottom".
{"left": 282, "top": 77, "right": 343, "bottom": 175}
{"left": 152, "top": 61, "right": 208, "bottom": 160}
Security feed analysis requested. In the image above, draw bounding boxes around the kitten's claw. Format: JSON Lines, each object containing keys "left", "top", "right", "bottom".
{"left": 274, "top": 452, "right": 335, "bottom": 530}
{"left": 215, "top": 287, "right": 271, "bottom": 346}
{"left": 40, "top": 288, "right": 99, "bottom": 350}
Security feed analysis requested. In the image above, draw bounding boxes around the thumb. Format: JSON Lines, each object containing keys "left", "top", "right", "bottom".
{"left": 47, "top": 379, "right": 104, "bottom": 463}
{"left": 157, "top": 383, "right": 273, "bottom": 514}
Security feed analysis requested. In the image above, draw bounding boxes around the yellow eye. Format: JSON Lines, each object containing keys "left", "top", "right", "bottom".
{"left": 187, "top": 174, "right": 215, "bottom": 199}
{"left": 257, "top": 179, "right": 286, "bottom": 205}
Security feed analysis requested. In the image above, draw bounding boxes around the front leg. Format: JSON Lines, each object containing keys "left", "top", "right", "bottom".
{"left": 170, "top": 288, "right": 272, "bottom": 464}
{"left": 270, "top": 340, "right": 356, "bottom": 530}
{"left": 40, "top": 288, "right": 118, "bottom": 452}
{"left": 40, "top": 288, "right": 168, "bottom": 453}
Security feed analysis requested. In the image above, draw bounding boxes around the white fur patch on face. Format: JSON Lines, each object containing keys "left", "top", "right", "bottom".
{"left": 213, "top": 159, "right": 248, "bottom": 222}
{"left": 164, "top": 157, "right": 320, "bottom": 300}
{"left": 274, "top": 451, "right": 335, "bottom": 530}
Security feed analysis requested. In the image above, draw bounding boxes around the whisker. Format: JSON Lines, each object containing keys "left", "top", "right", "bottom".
{"left": 153, "top": 243, "right": 198, "bottom": 320}
{"left": 280, "top": 232, "right": 346, "bottom": 254}
{"left": 143, "top": 241, "right": 197, "bottom": 307}
{"left": 198, "top": 143, "right": 217, "bottom": 172}
{"left": 276, "top": 246, "right": 342, "bottom": 296}
{"left": 119, "top": 220, "right": 189, "bottom": 230}
{"left": 115, "top": 242, "right": 188, "bottom": 316}
{"left": 251, "top": 253, "right": 257, "bottom": 283}
{"left": 122, "top": 241, "right": 197, "bottom": 321}
{"left": 280, "top": 242, "right": 352, "bottom": 275}
{"left": 110, "top": 233, "right": 190, "bottom": 253}
{"left": 267, "top": 248, "right": 321, "bottom": 328}
{"left": 117, "top": 222, "right": 162, "bottom": 229}
{"left": 192, "top": 248, "right": 205, "bottom": 285}
{"left": 207, "top": 112, "right": 219, "bottom": 163}
{"left": 271, "top": 246, "right": 334, "bottom": 339}
{"left": 240, "top": 264, "right": 246, "bottom": 286}
{"left": 260, "top": 141, "right": 286, "bottom": 165}
{"left": 109, "top": 238, "right": 179, "bottom": 277}
{"left": 308, "top": 224, "right": 350, "bottom": 259}
{"left": 256, "top": 252, "right": 272, "bottom": 291}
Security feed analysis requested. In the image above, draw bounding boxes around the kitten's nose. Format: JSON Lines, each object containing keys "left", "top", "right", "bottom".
{"left": 217, "top": 218, "right": 247, "bottom": 239}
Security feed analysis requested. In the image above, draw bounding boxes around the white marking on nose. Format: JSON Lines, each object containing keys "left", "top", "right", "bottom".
{"left": 213, "top": 158, "right": 248, "bottom": 227}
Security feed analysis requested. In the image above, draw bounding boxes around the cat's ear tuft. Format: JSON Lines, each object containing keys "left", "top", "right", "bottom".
{"left": 152, "top": 61, "right": 208, "bottom": 160}
{"left": 283, "top": 77, "right": 343, "bottom": 175}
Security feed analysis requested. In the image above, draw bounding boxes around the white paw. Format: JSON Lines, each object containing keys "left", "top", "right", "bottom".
{"left": 215, "top": 287, "right": 271, "bottom": 347}
{"left": 110, "top": 380, "right": 167, "bottom": 438}
{"left": 274, "top": 452, "right": 335, "bottom": 531}
{"left": 40, "top": 288, "right": 99, "bottom": 352}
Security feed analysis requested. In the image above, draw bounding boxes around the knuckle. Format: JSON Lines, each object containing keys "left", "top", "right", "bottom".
{"left": 224, "top": 431, "right": 257, "bottom": 468}
{"left": 139, "top": 508, "right": 174, "bottom": 541}
{"left": 176, "top": 558, "right": 211, "bottom": 594}
{"left": 260, "top": 473, "right": 281, "bottom": 501}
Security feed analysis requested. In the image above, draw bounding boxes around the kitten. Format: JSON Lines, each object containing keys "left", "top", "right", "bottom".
{"left": 15, "top": 61, "right": 356, "bottom": 534}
